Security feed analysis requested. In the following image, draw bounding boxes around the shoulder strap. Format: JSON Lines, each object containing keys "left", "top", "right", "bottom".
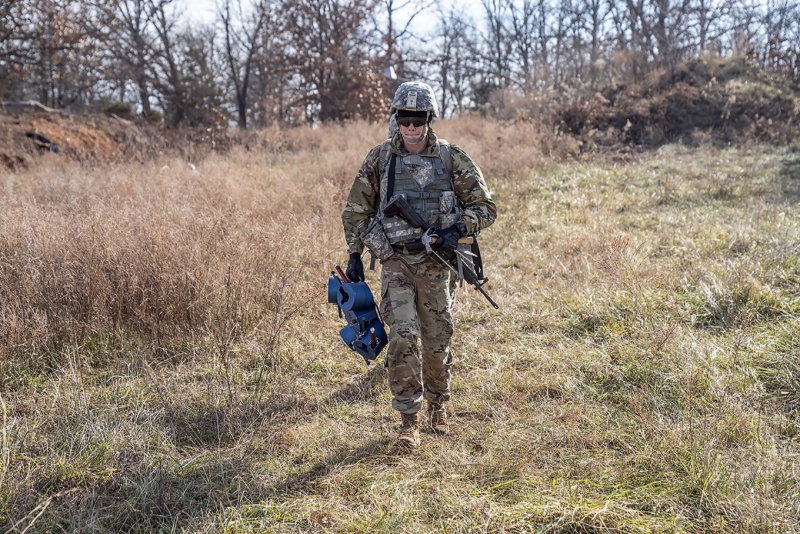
{"left": 386, "top": 153, "right": 397, "bottom": 202}
{"left": 378, "top": 139, "right": 393, "bottom": 205}
{"left": 379, "top": 139, "right": 392, "bottom": 167}
{"left": 437, "top": 139, "right": 453, "bottom": 175}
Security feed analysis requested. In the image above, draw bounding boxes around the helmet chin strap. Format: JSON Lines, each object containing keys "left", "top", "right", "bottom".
{"left": 401, "top": 126, "right": 427, "bottom": 145}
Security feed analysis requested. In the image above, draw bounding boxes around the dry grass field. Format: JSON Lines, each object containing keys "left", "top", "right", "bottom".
{"left": 1, "top": 116, "right": 799, "bottom": 532}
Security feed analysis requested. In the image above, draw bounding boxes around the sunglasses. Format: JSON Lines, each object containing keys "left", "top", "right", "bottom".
{"left": 397, "top": 117, "right": 427, "bottom": 128}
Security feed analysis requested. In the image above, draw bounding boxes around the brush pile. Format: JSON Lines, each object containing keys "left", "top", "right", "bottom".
{"left": 556, "top": 56, "right": 800, "bottom": 150}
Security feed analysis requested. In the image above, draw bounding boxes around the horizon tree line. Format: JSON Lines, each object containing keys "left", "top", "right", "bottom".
{"left": 0, "top": 0, "right": 798, "bottom": 128}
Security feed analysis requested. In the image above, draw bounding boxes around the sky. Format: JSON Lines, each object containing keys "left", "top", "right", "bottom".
{"left": 184, "top": 0, "right": 217, "bottom": 23}
{"left": 183, "top": 0, "right": 482, "bottom": 31}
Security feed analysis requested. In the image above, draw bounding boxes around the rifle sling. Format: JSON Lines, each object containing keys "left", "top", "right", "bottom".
{"left": 471, "top": 238, "right": 484, "bottom": 280}
{"left": 392, "top": 238, "right": 480, "bottom": 260}
{"left": 386, "top": 153, "right": 397, "bottom": 202}
{"left": 392, "top": 240, "right": 425, "bottom": 254}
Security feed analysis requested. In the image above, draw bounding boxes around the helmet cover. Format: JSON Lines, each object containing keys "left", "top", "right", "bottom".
{"left": 389, "top": 81, "right": 439, "bottom": 118}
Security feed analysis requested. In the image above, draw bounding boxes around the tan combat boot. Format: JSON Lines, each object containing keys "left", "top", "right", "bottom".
{"left": 394, "top": 412, "right": 420, "bottom": 452}
{"left": 428, "top": 402, "right": 449, "bottom": 435}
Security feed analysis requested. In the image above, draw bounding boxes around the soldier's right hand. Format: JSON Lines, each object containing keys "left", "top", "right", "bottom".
{"left": 432, "top": 222, "right": 466, "bottom": 252}
{"left": 346, "top": 252, "right": 365, "bottom": 283}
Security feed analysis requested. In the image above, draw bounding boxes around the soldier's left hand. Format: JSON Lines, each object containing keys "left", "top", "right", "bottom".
{"left": 346, "top": 252, "right": 365, "bottom": 282}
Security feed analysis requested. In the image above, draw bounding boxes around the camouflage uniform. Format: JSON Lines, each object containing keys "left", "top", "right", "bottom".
{"left": 342, "top": 84, "right": 496, "bottom": 416}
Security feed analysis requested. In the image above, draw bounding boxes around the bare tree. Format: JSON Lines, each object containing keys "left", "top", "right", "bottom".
{"left": 220, "top": 0, "right": 266, "bottom": 129}
{"left": 1, "top": 0, "right": 38, "bottom": 99}
{"left": 283, "top": 0, "right": 382, "bottom": 123}
{"left": 533, "top": 0, "right": 553, "bottom": 86}
{"left": 506, "top": 0, "right": 560, "bottom": 89}
{"left": 480, "top": 0, "right": 513, "bottom": 87}
{"left": 2, "top": 0, "right": 799, "bottom": 125}
{"left": 149, "top": 0, "right": 186, "bottom": 125}
{"left": 691, "top": 0, "right": 737, "bottom": 53}
{"left": 374, "top": 0, "right": 433, "bottom": 76}
{"left": 178, "top": 25, "right": 229, "bottom": 127}
{"left": 5, "top": 1, "right": 111, "bottom": 107}
{"left": 107, "top": 0, "right": 159, "bottom": 117}
{"left": 432, "top": 4, "right": 476, "bottom": 115}
{"left": 508, "top": 0, "right": 537, "bottom": 94}
{"left": 248, "top": 11, "right": 290, "bottom": 126}
{"left": 656, "top": 0, "right": 694, "bottom": 70}
{"left": 0, "top": 1, "right": 27, "bottom": 63}
{"left": 761, "top": 0, "right": 800, "bottom": 77}
{"left": 578, "top": 0, "right": 610, "bottom": 84}
{"left": 622, "top": 0, "right": 696, "bottom": 73}
{"left": 555, "top": 0, "right": 584, "bottom": 83}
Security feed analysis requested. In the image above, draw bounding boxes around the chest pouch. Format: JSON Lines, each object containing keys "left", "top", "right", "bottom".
{"left": 359, "top": 218, "right": 393, "bottom": 261}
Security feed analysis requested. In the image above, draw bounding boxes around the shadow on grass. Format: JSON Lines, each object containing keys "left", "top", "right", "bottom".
{"left": 321, "top": 361, "right": 386, "bottom": 406}
{"left": 268, "top": 435, "right": 394, "bottom": 494}
{"left": 16, "top": 434, "right": 393, "bottom": 532}
{"left": 5, "top": 362, "right": 392, "bottom": 531}
{"left": 778, "top": 150, "right": 800, "bottom": 201}
{"left": 164, "top": 362, "right": 386, "bottom": 448}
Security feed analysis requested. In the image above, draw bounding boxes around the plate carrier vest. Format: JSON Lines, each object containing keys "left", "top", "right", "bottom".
{"left": 377, "top": 139, "right": 457, "bottom": 245}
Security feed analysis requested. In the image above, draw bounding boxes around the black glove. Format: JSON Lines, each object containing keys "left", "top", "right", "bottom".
{"left": 345, "top": 252, "right": 365, "bottom": 282}
{"left": 432, "top": 222, "right": 467, "bottom": 252}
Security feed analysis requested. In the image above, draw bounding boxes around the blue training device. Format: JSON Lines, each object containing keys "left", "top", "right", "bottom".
{"left": 328, "top": 273, "right": 388, "bottom": 365}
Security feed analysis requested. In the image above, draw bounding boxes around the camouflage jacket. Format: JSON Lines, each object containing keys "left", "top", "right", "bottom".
{"left": 342, "top": 128, "right": 497, "bottom": 259}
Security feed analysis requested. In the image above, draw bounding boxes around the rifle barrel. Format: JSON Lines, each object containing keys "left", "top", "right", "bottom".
{"left": 476, "top": 285, "right": 500, "bottom": 309}
{"left": 432, "top": 251, "right": 499, "bottom": 309}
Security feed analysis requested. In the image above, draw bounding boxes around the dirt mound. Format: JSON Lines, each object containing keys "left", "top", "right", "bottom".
{"left": 557, "top": 57, "right": 800, "bottom": 150}
{"left": 0, "top": 110, "right": 231, "bottom": 170}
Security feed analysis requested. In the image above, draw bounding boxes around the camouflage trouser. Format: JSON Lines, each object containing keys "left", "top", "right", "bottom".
{"left": 380, "top": 255, "right": 457, "bottom": 414}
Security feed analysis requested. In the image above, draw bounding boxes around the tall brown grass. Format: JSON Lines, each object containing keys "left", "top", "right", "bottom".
{"left": 0, "top": 116, "right": 551, "bottom": 358}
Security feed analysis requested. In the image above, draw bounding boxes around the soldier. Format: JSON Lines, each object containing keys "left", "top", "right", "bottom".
{"left": 341, "top": 81, "right": 497, "bottom": 452}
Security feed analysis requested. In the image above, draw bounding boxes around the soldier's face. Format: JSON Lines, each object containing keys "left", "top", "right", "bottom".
{"left": 399, "top": 121, "right": 427, "bottom": 144}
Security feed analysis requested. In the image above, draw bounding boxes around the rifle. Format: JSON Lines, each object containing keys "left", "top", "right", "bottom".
{"left": 383, "top": 195, "right": 499, "bottom": 309}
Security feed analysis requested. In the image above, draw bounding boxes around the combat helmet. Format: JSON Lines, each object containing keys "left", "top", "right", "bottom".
{"left": 389, "top": 81, "right": 439, "bottom": 120}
